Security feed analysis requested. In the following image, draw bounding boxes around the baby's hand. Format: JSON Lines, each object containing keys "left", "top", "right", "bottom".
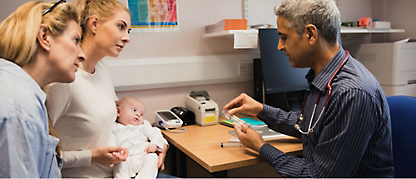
{"left": 111, "top": 150, "right": 124, "bottom": 159}
{"left": 144, "top": 144, "right": 158, "bottom": 153}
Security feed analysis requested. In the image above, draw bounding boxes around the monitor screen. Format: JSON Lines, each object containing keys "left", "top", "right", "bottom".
{"left": 259, "top": 28, "right": 309, "bottom": 94}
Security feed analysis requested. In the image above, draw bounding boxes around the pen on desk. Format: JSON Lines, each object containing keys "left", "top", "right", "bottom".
{"left": 220, "top": 142, "right": 243, "bottom": 148}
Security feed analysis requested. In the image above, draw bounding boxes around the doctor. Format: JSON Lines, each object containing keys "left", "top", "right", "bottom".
{"left": 223, "top": 0, "right": 393, "bottom": 177}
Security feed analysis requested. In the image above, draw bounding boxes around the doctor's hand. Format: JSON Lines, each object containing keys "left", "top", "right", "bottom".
{"left": 223, "top": 93, "right": 263, "bottom": 117}
{"left": 235, "top": 124, "right": 266, "bottom": 152}
{"left": 92, "top": 146, "right": 128, "bottom": 165}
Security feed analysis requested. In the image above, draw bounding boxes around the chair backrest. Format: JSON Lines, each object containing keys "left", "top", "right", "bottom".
{"left": 386, "top": 95, "right": 416, "bottom": 177}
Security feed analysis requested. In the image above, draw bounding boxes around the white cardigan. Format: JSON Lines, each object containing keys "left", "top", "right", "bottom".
{"left": 47, "top": 62, "right": 118, "bottom": 178}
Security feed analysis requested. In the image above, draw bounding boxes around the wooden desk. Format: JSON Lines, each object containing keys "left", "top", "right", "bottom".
{"left": 162, "top": 122, "right": 303, "bottom": 177}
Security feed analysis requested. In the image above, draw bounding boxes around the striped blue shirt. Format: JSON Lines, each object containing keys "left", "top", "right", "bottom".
{"left": 257, "top": 48, "right": 394, "bottom": 177}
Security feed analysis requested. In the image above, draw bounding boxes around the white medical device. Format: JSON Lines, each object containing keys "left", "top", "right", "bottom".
{"left": 185, "top": 90, "right": 219, "bottom": 126}
{"left": 155, "top": 110, "right": 183, "bottom": 129}
{"left": 344, "top": 39, "right": 416, "bottom": 96}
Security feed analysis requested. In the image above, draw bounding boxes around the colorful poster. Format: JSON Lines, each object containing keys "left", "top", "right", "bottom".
{"left": 127, "top": 0, "right": 179, "bottom": 32}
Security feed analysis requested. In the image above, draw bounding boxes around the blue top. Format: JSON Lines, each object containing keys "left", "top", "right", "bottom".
{"left": 0, "top": 59, "right": 61, "bottom": 178}
{"left": 257, "top": 48, "right": 394, "bottom": 177}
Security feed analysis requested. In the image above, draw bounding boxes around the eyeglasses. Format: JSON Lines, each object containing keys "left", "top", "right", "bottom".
{"left": 42, "top": 0, "right": 66, "bottom": 16}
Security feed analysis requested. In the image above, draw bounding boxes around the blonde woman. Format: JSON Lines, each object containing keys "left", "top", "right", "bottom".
{"left": 46, "top": 0, "right": 168, "bottom": 177}
{"left": 0, "top": 0, "right": 85, "bottom": 177}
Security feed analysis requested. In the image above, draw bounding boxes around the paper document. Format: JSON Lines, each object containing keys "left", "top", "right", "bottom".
{"left": 396, "top": 38, "right": 416, "bottom": 43}
{"left": 229, "top": 126, "right": 287, "bottom": 141}
{"left": 234, "top": 32, "right": 258, "bottom": 49}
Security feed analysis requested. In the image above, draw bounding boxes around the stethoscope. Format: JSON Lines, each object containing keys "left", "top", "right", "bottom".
{"left": 295, "top": 50, "right": 350, "bottom": 135}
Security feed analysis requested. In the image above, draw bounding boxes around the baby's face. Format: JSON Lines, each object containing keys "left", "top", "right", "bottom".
{"left": 117, "top": 98, "right": 145, "bottom": 126}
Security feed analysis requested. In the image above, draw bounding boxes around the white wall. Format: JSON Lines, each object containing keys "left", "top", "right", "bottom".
{"left": 245, "top": 0, "right": 283, "bottom": 26}
{"left": 359, "top": 0, "right": 416, "bottom": 43}
{"left": 381, "top": 0, "right": 416, "bottom": 41}
{"left": 339, "top": 0, "right": 372, "bottom": 22}
{"left": 117, "top": 0, "right": 256, "bottom": 59}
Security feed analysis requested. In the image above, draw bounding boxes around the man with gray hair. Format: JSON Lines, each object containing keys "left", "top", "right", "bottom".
{"left": 223, "top": 0, "right": 394, "bottom": 177}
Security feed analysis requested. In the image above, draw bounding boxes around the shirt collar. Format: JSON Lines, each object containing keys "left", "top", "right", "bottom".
{"left": 305, "top": 47, "right": 347, "bottom": 92}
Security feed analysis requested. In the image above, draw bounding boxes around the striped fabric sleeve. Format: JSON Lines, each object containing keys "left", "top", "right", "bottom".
{"left": 258, "top": 105, "right": 302, "bottom": 139}
{"left": 259, "top": 88, "right": 381, "bottom": 177}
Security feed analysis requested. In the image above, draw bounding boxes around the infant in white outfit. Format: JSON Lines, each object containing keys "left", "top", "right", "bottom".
{"left": 112, "top": 97, "right": 167, "bottom": 178}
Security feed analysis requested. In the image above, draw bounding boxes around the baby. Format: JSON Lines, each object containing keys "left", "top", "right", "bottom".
{"left": 112, "top": 97, "right": 168, "bottom": 178}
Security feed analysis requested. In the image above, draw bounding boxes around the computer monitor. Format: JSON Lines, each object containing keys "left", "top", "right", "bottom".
{"left": 259, "top": 28, "right": 309, "bottom": 94}
{"left": 258, "top": 28, "right": 309, "bottom": 112}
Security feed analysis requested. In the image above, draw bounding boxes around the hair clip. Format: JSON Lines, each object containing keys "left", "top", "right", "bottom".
{"left": 42, "top": 0, "right": 66, "bottom": 16}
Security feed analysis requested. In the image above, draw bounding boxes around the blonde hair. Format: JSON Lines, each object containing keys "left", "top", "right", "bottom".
{"left": 74, "top": 0, "right": 129, "bottom": 41}
{"left": 0, "top": 1, "right": 79, "bottom": 67}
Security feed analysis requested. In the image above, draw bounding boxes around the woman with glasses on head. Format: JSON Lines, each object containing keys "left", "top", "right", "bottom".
{"left": 46, "top": 0, "right": 169, "bottom": 178}
{"left": 0, "top": 1, "right": 85, "bottom": 177}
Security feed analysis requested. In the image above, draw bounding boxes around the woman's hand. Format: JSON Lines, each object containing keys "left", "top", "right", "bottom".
{"left": 91, "top": 146, "right": 128, "bottom": 165}
{"left": 223, "top": 93, "right": 263, "bottom": 116}
{"left": 156, "top": 144, "right": 169, "bottom": 171}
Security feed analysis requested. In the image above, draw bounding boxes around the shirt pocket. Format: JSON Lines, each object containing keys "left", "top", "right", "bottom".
{"left": 43, "top": 135, "right": 62, "bottom": 178}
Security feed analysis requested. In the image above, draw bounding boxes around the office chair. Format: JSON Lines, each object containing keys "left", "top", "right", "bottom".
{"left": 386, "top": 95, "right": 416, "bottom": 177}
